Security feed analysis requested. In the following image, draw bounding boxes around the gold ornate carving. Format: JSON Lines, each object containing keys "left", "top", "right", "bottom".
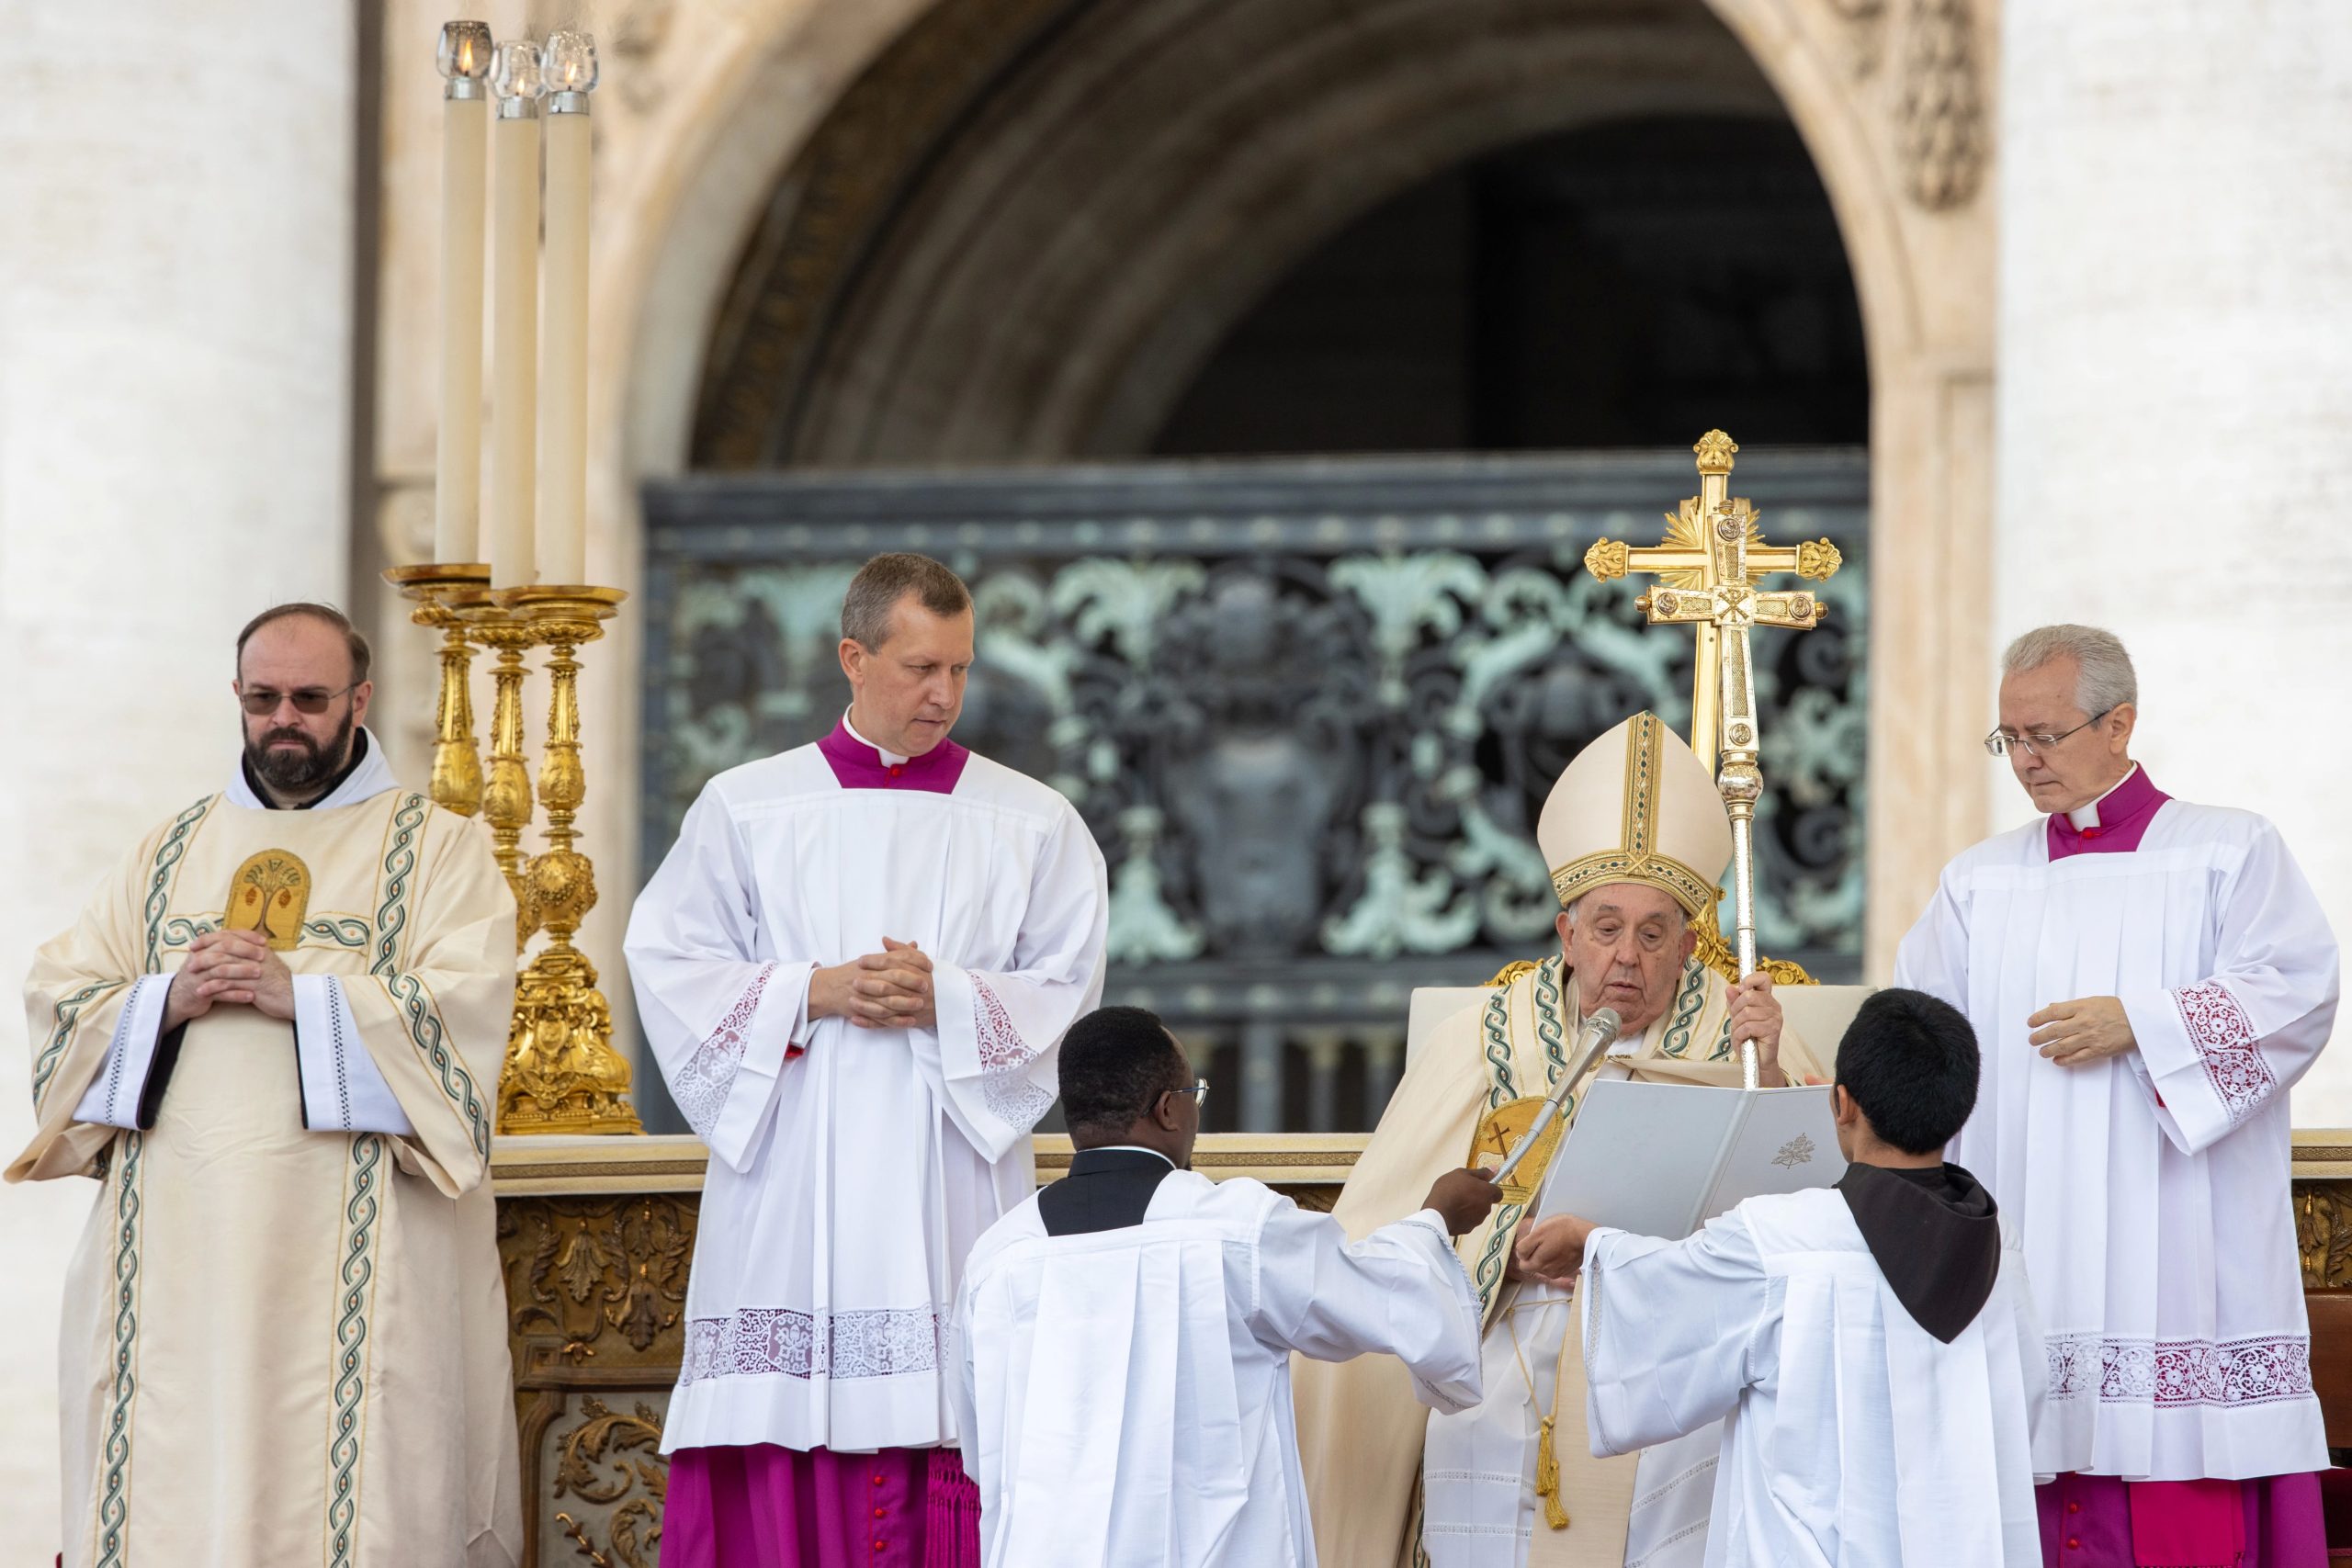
{"left": 553, "top": 1397, "right": 667, "bottom": 1568}
{"left": 1582, "top": 539, "right": 1629, "bottom": 582}
{"left": 1692, "top": 428, "right": 1738, "bottom": 475}
{"left": 1488, "top": 959, "right": 1540, "bottom": 987}
{"left": 499, "top": 1194, "right": 696, "bottom": 1369}
{"left": 1796, "top": 538, "right": 1843, "bottom": 579}
{"left": 2298, "top": 1181, "right": 2352, "bottom": 1289}
{"left": 224, "top": 851, "right": 311, "bottom": 950}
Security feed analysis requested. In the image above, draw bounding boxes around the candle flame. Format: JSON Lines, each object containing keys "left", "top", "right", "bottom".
{"left": 546, "top": 30, "right": 600, "bottom": 96}
{"left": 437, "top": 20, "right": 492, "bottom": 82}
{"left": 492, "top": 39, "right": 547, "bottom": 102}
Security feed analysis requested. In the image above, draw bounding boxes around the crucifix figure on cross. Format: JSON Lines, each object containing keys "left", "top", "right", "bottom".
{"left": 1581, "top": 428, "right": 1842, "bottom": 1087}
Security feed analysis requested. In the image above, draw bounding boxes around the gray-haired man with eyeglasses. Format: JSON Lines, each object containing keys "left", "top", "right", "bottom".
{"left": 1897, "top": 623, "right": 2338, "bottom": 1566}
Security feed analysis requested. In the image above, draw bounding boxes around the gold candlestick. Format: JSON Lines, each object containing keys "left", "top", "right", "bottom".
{"left": 498, "top": 583, "right": 641, "bottom": 1134}
{"left": 469, "top": 603, "right": 541, "bottom": 928}
{"left": 386, "top": 562, "right": 491, "bottom": 818}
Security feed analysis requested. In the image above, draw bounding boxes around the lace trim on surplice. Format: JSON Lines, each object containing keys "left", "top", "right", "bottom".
{"left": 2170, "top": 979, "right": 2275, "bottom": 1122}
{"left": 673, "top": 964, "right": 777, "bottom": 1140}
{"left": 970, "top": 975, "right": 1055, "bottom": 1131}
{"left": 2046, "top": 1333, "right": 2313, "bottom": 1408}
{"left": 679, "top": 1305, "right": 941, "bottom": 1383}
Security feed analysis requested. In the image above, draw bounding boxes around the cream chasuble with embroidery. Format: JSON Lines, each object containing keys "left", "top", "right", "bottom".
{"left": 9, "top": 750, "right": 521, "bottom": 1568}
{"left": 1292, "top": 953, "right": 1825, "bottom": 1568}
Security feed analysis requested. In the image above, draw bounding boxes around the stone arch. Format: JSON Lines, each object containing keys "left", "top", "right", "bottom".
{"left": 369, "top": 0, "right": 1993, "bottom": 983}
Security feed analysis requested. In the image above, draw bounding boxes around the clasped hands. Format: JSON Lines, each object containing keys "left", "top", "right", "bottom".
{"left": 164, "top": 928, "right": 295, "bottom": 1031}
{"left": 809, "top": 937, "right": 937, "bottom": 1030}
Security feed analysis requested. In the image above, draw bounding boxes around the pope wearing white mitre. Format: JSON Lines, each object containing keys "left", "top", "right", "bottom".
{"left": 1295, "top": 711, "right": 1826, "bottom": 1568}
{"left": 625, "top": 552, "right": 1109, "bottom": 1568}
{"left": 1895, "top": 625, "right": 2339, "bottom": 1564}
{"left": 10, "top": 604, "right": 521, "bottom": 1568}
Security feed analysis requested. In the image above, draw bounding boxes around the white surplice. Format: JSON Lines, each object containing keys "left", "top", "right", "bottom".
{"left": 951, "top": 1171, "right": 1486, "bottom": 1568}
{"left": 1581, "top": 1190, "right": 2046, "bottom": 1567}
{"left": 625, "top": 734, "right": 1108, "bottom": 1453}
{"left": 1894, "top": 801, "right": 2337, "bottom": 1480}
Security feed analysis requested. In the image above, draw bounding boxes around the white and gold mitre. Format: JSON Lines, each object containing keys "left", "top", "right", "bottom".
{"left": 1538, "top": 710, "right": 1732, "bottom": 919}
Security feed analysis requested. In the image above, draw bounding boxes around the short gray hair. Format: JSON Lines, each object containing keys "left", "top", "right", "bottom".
{"left": 841, "top": 553, "right": 972, "bottom": 649}
{"left": 2002, "top": 624, "right": 2137, "bottom": 717}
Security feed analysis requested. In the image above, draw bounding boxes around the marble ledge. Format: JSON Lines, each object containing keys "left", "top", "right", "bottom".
{"left": 489, "top": 1130, "right": 1374, "bottom": 1196}
{"left": 488, "top": 1129, "right": 2352, "bottom": 1197}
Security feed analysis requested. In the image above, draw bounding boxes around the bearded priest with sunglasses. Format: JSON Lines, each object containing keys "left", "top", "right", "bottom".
{"left": 1897, "top": 624, "right": 2338, "bottom": 1568}
{"left": 9, "top": 603, "right": 522, "bottom": 1568}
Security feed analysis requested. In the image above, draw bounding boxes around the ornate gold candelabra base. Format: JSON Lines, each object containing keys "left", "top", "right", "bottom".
{"left": 501, "top": 944, "right": 641, "bottom": 1134}
{"left": 498, "top": 583, "right": 641, "bottom": 1135}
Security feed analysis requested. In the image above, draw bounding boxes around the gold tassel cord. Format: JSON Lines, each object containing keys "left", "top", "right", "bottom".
{"left": 1507, "top": 1299, "right": 1577, "bottom": 1533}
{"left": 1535, "top": 1415, "right": 1571, "bottom": 1530}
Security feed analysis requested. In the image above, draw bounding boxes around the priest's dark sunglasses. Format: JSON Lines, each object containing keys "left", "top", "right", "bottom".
{"left": 1983, "top": 708, "right": 2113, "bottom": 759}
{"left": 237, "top": 682, "right": 360, "bottom": 716}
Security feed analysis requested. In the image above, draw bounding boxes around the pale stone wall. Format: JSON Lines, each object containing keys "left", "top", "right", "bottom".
{"left": 1995, "top": 3, "right": 2352, "bottom": 1121}
{"left": 0, "top": 0, "right": 356, "bottom": 1547}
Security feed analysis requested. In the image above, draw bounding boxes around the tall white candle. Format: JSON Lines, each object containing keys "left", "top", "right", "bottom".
{"left": 538, "top": 31, "right": 598, "bottom": 587}
{"left": 433, "top": 22, "right": 492, "bottom": 566}
{"left": 487, "top": 39, "right": 545, "bottom": 590}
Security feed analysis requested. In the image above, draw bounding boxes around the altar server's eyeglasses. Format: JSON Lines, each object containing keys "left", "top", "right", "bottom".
{"left": 238, "top": 682, "right": 359, "bottom": 716}
{"left": 1983, "top": 708, "right": 2113, "bottom": 758}
{"left": 1170, "top": 1078, "right": 1209, "bottom": 1105}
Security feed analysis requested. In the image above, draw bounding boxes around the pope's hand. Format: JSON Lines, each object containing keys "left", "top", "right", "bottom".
{"left": 169, "top": 928, "right": 295, "bottom": 1026}
{"left": 1725, "top": 971, "right": 1788, "bottom": 1086}
{"left": 2030, "top": 996, "right": 2136, "bottom": 1066}
{"left": 1515, "top": 1213, "right": 1597, "bottom": 1288}
{"left": 1424, "top": 1167, "right": 1504, "bottom": 1235}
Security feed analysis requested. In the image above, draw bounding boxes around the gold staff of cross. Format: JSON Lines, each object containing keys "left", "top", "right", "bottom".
{"left": 1582, "top": 428, "right": 1841, "bottom": 1088}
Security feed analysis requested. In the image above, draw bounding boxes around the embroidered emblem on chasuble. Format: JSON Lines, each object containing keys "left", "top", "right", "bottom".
{"left": 225, "top": 849, "right": 313, "bottom": 950}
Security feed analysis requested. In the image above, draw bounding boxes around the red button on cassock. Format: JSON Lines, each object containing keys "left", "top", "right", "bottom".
{"left": 2067, "top": 1501, "right": 2080, "bottom": 1515}
{"left": 872, "top": 1474, "right": 885, "bottom": 1487}
{"left": 873, "top": 1506, "right": 886, "bottom": 1519}
{"left": 2067, "top": 1539, "right": 2081, "bottom": 1551}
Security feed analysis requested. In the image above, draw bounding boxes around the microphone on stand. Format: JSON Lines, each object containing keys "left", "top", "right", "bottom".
{"left": 1488, "top": 1006, "right": 1623, "bottom": 1187}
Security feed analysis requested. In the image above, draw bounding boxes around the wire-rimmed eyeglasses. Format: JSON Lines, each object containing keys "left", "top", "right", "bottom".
{"left": 1169, "top": 1077, "right": 1209, "bottom": 1106}
{"left": 238, "top": 682, "right": 359, "bottom": 716}
{"left": 1984, "top": 708, "right": 2113, "bottom": 759}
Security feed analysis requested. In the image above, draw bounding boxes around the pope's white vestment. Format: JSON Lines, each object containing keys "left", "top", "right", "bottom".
{"left": 1580, "top": 1188, "right": 2046, "bottom": 1566}
{"left": 625, "top": 723, "right": 1109, "bottom": 1454}
{"left": 952, "top": 1169, "right": 1486, "bottom": 1567}
{"left": 8, "top": 734, "right": 521, "bottom": 1568}
{"left": 1894, "top": 777, "right": 2337, "bottom": 1481}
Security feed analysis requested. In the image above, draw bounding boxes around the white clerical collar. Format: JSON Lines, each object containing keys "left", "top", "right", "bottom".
{"left": 226, "top": 727, "right": 401, "bottom": 811}
{"left": 842, "top": 709, "right": 910, "bottom": 768}
{"left": 2065, "top": 762, "right": 2140, "bottom": 831}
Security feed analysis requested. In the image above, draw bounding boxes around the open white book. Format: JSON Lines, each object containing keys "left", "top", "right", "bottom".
{"left": 1531, "top": 1077, "right": 1847, "bottom": 1239}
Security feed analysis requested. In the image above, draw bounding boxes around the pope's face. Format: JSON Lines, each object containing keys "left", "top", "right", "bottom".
{"left": 1555, "top": 883, "right": 1699, "bottom": 1036}
{"left": 839, "top": 596, "right": 974, "bottom": 759}
{"left": 1996, "top": 656, "right": 2134, "bottom": 816}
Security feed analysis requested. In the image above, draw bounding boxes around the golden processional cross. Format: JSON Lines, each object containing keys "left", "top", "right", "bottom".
{"left": 1582, "top": 428, "right": 1842, "bottom": 1087}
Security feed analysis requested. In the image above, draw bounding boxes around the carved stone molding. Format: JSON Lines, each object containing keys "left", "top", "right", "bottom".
{"left": 1893, "top": 0, "right": 1986, "bottom": 210}
{"left": 550, "top": 1395, "right": 668, "bottom": 1568}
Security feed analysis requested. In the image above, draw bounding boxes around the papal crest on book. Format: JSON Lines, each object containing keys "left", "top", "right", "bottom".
{"left": 1771, "top": 1133, "right": 1816, "bottom": 1170}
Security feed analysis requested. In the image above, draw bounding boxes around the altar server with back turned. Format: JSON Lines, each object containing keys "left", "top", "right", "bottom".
{"left": 953, "top": 1005, "right": 1499, "bottom": 1568}
{"left": 1516, "top": 987, "right": 2046, "bottom": 1567}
